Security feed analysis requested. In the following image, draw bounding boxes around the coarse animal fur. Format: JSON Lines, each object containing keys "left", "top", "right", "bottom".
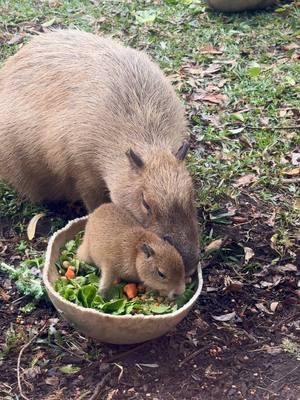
{"left": 0, "top": 29, "right": 199, "bottom": 275}
{"left": 77, "top": 203, "right": 186, "bottom": 298}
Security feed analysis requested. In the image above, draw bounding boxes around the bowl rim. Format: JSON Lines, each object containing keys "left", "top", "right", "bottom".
{"left": 43, "top": 216, "right": 203, "bottom": 321}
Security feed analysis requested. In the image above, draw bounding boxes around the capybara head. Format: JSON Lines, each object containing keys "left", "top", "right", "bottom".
{"left": 136, "top": 233, "right": 185, "bottom": 297}
{"left": 111, "top": 142, "right": 199, "bottom": 276}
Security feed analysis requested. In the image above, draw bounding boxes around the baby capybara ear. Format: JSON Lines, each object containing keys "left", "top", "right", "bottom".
{"left": 126, "top": 148, "right": 144, "bottom": 170}
{"left": 141, "top": 243, "right": 155, "bottom": 258}
{"left": 175, "top": 140, "right": 190, "bottom": 161}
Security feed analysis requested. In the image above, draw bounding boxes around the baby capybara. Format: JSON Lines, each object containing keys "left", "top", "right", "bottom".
{"left": 77, "top": 203, "right": 186, "bottom": 298}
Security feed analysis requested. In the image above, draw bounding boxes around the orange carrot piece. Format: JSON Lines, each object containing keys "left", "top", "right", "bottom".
{"left": 65, "top": 267, "right": 76, "bottom": 279}
{"left": 123, "top": 283, "right": 138, "bottom": 299}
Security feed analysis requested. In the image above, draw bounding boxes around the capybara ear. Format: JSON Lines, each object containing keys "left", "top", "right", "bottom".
{"left": 141, "top": 243, "right": 155, "bottom": 258}
{"left": 175, "top": 140, "right": 189, "bottom": 161}
{"left": 126, "top": 148, "right": 144, "bottom": 170}
{"left": 163, "top": 234, "right": 174, "bottom": 247}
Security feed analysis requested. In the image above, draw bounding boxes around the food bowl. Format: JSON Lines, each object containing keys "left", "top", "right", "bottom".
{"left": 43, "top": 216, "right": 203, "bottom": 344}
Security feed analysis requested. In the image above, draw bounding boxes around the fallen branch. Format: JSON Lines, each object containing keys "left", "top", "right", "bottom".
{"left": 17, "top": 323, "right": 47, "bottom": 400}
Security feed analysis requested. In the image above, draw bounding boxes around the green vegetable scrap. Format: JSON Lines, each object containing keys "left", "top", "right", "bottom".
{"left": 0, "top": 257, "right": 45, "bottom": 300}
{"left": 54, "top": 231, "right": 197, "bottom": 316}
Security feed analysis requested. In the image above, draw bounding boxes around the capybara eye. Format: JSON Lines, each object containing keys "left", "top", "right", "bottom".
{"left": 142, "top": 193, "right": 151, "bottom": 213}
{"left": 157, "top": 269, "right": 166, "bottom": 279}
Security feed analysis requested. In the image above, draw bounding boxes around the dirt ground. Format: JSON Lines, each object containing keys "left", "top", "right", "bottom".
{"left": 1, "top": 194, "right": 300, "bottom": 400}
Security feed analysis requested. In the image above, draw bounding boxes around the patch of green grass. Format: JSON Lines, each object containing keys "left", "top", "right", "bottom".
{"left": 0, "top": 325, "right": 26, "bottom": 361}
{"left": 282, "top": 338, "right": 300, "bottom": 361}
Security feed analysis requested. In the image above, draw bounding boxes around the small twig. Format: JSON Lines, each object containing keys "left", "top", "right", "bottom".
{"left": 12, "top": 295, "right": 27, "bottom": 304}
{"left": 17, "top": 323, "right": 47, "bottom": 400}
{"left": 179, "top": 344, "right": 211, "bottom": 367}
{"left": 50, "top": 341, "right": 86, "bottom": 360}
{"left": 282, "top": 177, "right": 300, "bottom": 184}
{"left": 114, "top": 363, "right": 124, "bottom": 382}
{"left": 269, "top": 365, "right": 300, "bottom": 386}
{"left": 88, "top": 369, "right": 114, "bottom": 400}
{"left": 245, "top": 125, "right": 300, "bottom": 130}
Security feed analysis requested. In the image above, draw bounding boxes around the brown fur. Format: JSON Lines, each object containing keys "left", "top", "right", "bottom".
{"left": 0, "top": 29, "right": 199, "bottom": 275}
{"left": 77, "top": 203, "right": 185, "bottom": 298}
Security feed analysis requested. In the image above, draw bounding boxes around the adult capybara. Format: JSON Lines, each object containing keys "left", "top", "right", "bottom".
{"left": 0, "top": 30, "right": 199, "bottom": 275}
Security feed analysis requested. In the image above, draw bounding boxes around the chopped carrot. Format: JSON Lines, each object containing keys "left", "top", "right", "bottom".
{"left": 123, "top": 283, "right": 138, "bottom": 299}
{"left": 65, "top": 267, "right": 76, "bottom": 279}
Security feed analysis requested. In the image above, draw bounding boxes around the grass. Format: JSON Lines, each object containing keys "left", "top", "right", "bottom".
{"left": 0, "top": 0, "right": 299, "bottom": 257}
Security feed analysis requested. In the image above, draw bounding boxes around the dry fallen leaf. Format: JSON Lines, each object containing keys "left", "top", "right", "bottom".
{"left": 282, "top": 43, "right": 300, "bottom": 51}
{"left": 225, "top": 280, "right": 244, "bottom": 292}
{"left": 7, "top": 34, "right": 24, "bottom": 45}
{"left": 212, "top": 311, "right": 236, "bottom": 322}
{"left": 202, "top": 93, "right": 228, "bottom": 105}
{"left": 48, "top": 0, "right": 61, "bottom": 6}
{"left": 270, "top": 302, "right": 279, "bottom": 312}
{"left": 282, "top": 167, "right": 300, "bottom": 176}
{"left": 260, "top": 280, "right": 275, "bottom": 288}
{"left": 45, "top": 377, "right": 60, "bottom": 386}
{"left": 232, "top": 216, "right": 248, "bottom": 223}
{"left": 291, "top": 152, "right": 300, "bottom": 166}
{"left": 203, "top": 64, "right": 221, "bottom": 75}
{"left": 279, "top": 109, "right": 288, "bottom": 118}
{"left": 136, "top": 363, "right": 159, "bottom": 368}
{"left": 205, "top": 238, "right": 223, "bottom": 254}
{"left": 255, "top": 303, "right": 273, "bottom": 315}
{"left": 233, "top": 174, "right": 258, "bottom": 188}
{"left": 0, "top": 287, "right": 10, "bottom": 301}
{"left": 179, "top": 63, "right": 203, "bottom": 76}
{"left": 276, "top": 263, "right": 298, "bottom": 273}
{"left": 291, "top": 52, "right": 300, "bottom": 61}
{"left": 218, "top": 78, "right": 229, "bottom": 88}
{"left": 193, "top": 318, "right": 209, "bottom": 330}
{"left": 244, "top": 247, "right": 255, "bottom": 264}
{"left": 199, "top": 46, "right": 223, "bottom": 55}
{"left": 261, "top": 344, "right": 282, "bottom": 355}
{"left": 266, "top": 210, "right": 276, "bottom": 227}
{"left": 200, "top": 113, "right": 222, "bottom": 128}
{"left": 27, "top": 213, "right": 45, "bottom": 240}
{"left": 23, "top": 366, "right": 42, "bottom": 379}
{"left": 42, "top": 18, "right": 56, "bottom": 28}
